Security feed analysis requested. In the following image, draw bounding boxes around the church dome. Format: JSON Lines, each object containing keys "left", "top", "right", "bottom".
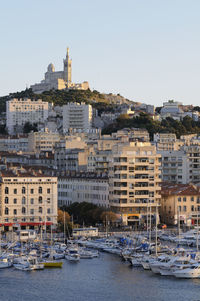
{"left": 47, "top": 63, "right": 55, "bottom": 72}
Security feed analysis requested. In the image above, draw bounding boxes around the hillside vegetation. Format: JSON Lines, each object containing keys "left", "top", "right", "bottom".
{"left": 0, "top": 88, "right": 132, "bottom": 114}
{"left": 102, "top": 113, "right": 200, "bottom": 139}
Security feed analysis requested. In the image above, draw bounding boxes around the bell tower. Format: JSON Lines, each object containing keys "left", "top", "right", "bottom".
{"left": 63, "top": 47, "right": 72, "bottom": 88}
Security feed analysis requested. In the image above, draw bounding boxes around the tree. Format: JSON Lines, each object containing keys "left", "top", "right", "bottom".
{"left": 23, "top": 122, "right": 38, "bottom": 133}
{"left": 100, "top": 211, "right": 118, "bottom": 223}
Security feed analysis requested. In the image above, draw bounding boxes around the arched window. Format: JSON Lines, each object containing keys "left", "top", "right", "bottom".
{"left": 38, "top": 196, "right": 42, "bottom": 204}
{"left": 5, "top": 187, "right": 9, "bottom": 194}
{"left": 38, "top": 187, "right": 42, "bottom": 194}
{"left": 22, "top": 207, "right": 26, "bottom": 214}
{"left": 39, "top": 207, "right": 43, "bottom": 213}
{"left": 22, "top": 197, "right": 26, "bottom": 204}
{"left": 5, "top": 207, "right": 9, "bottom": 215}
{"left": 4, "top": 197, "right": 9, "bottom": 204}
{"left": 22, "top": 187, "right": 26, "bottom": 194}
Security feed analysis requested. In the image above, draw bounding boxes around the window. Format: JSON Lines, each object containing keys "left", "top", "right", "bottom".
{"left": 5, "top": 187, "right": 9, "bottom": 194}
{"left": 30, "top": 209, "right": 34, "bottom": 215}
{"left": 30, "top": 198, "right": 34, "bottom": 204}
{"left": 178, "top": 197, "right": 181, "bottom": 202}
{"left": 191, "top": 205, "right": 194, "bottom": 211}
{"left": 4, "top": 197, "right": 9, "bottom": 204}
{"left": 30, "top": 189, "right": 34, "bottom": 194}
{"left": 191, "top": 197, "right": 194, "bottom": 202}
{"left": 178, "top": 206, "right": 181, "bottom": 212}
{"left": 22, "top": 197, "right": 26, "bottom": 204}
{"left": 22, "top": 187, "right": 26, "bottom": 194}
{"left": 39, "top": 207, "right": 43, "bottom": 213}
{"left": 13, "top": 209, "right": 17, "bottom": 215}
{"left": 38, "top": 196, "right": 42, "bottom": 204}
{"left": 183, "top": 197, "right": 186, "bottom": 202}
{"left": 5, "top": 207, "right": 9, "bottom": 215}
{"left": 47, "top": 188, "right": 50, "bottom": 194}
{"left": 183, "top": 206, "right": 187, "bottom": 212}
{"left": 13, "top": 188, "right": 17, "bottom": 194}
{"left": 22, "top": 207, "right": 26, "bottom": 214}
{"left": 13, "top": 198, "right": 17, "bottom": 204}
{"left": 38, "top": 187, "right": 42, "bottom": 194}
{"left": 47, "top": 208, "right": 51, "bottom": 214}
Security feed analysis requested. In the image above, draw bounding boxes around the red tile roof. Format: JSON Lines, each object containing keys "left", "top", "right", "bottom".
{"left": 161, "top": 182, "right": 200, "bottom": 196}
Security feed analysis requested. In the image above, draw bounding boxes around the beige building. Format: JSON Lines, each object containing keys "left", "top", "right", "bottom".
{"left": 109, "top": 142, "right": 161, "bottom": 226}
{"left": 6, "top": 98, "right": 49, "bottom": 135}
{"left": 0, "top": 168, "right": 57, "bottom": 231}
{"left": 54, "top": 137, "right": 88, "bottom": 171}
{"left": 28, "top": 130, "right": 61, "bottom": 153}
{"left": 160, "top": 183, "right": 200, "bottom": 226}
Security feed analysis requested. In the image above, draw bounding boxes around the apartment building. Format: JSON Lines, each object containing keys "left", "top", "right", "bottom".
{"left": 63, "top": 102, "right": 93, "bottom": 132}
{"left": 153, "top": 133, "right": 179, "bottom": 151}
{"left": 182, "top": 145, "right": 200, "bottom": 183}
{"left": 159, "top": 144, "right": 200, "bottom": 184}
{"left": 58, "top": 173, "right": 109, "bottom": 207}
{"left": 0, "top": 135, "right": 28, "bottom": 152}
{"left": 54, "top": 137, "right": 88, "bottom": 171}
{"left": 6, "top": 98, "right": 49, "bottom": 134}
{"left": 0, "top": 168, "right": 57, "bottom": 231}
{"left": 109, "top": 142, "right": 161, "bottom": 226}
{"left": 159, "top": 150, "right": 189, "bottom": 184}
{"left": 28, "top": 130, "right": 61, "bottom": 153}
{"left": 160, "top": 183, "right": 200, "bottom": 226}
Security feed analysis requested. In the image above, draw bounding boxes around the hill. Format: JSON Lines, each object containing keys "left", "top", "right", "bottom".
{"left": 0, "top": 88, "right": 134, "bottom": 114}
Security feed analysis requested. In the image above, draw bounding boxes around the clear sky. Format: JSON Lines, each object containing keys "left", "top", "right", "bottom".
{"left": 1, "top": 0, "right": 200, "bottom": 106}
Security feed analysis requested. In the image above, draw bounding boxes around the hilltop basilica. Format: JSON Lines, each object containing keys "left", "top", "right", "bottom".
{"left": 31, "top": 48, "right": 89, "bottom": 94}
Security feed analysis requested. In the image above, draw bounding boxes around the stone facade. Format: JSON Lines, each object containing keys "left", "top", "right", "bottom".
{"left": 31, "top": 48, "right": 89, "bottom": 93}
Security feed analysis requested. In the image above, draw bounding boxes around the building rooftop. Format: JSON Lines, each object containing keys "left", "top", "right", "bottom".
{"left": 161, "top": 182, "right": 200, "bottom": 196}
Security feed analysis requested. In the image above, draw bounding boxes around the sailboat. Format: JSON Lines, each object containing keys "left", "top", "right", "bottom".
{"left": 42, "top": 223, "right": 63, "bottom": 268}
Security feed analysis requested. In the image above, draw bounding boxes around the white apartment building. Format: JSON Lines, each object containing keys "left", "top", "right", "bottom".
{"left": 160, "top": 144, "right": 200, "bottom": 184}
{"left": 0, "top": 168, "right": 57, "bottom": 231}
{"left": 109, "top": 142, "right": 161, "bottom": 226}
{"left": 58, "top": 173, "right": 109, "bottom": 207}
{"left": 63, "top": 102, "right": 93, "bottom": 132}
{"left": 160, "top": 150, "right": 189, "bottom": 184}
{"left": 6, "top": 98, "right": 49, "bottom": 134}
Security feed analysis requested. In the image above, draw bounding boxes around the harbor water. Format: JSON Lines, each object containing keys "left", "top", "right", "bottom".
{"left": 1, "top": 252, "right": 200, "bottom": 301}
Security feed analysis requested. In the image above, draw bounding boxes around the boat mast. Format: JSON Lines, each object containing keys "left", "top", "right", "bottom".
{"left": 197, "top": 209, "right": 199, "bottom": 252}
{"left": 155, "top": 202, "right": 158, "bottom": 256}
{"left": 178, "top": 205, "right": 180, "bottom": 246}
{"left": 64, "top": 211, "right": 66, "bottom": 244}
{"left": 149, "top": 201, "right": 151, "bottom": 246}
{"left": 0, "top": 221, "right": 1, "bottom": 256}
{"left": 147, "top": 202, "right": 149, "bottom": 238}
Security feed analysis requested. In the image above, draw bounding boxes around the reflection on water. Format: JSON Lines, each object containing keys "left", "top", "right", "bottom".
{"left": 0, "top": 253, "right": 200, "bottom": 301}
